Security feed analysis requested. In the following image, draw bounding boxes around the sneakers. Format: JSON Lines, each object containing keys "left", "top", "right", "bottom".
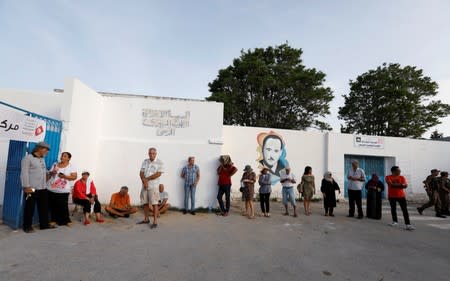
{"left": 417, "top": 207, "right": 424, "bottom": 215}
{"left": 96, "top": 219, "right": 105, "bottom": 223}
{"left": 389, "top": 222, "right": 398, "bottom": 227}
{"left": 405, "top": 224, "right": 415, "bottom": 231}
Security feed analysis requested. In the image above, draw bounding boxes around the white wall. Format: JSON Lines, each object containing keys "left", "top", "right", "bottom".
{"left": 327, "top": 132, "right": 450, "bottom": 194}
{"left": 60, "top": 79, "right": 104, "bottom": 177}
{"left": 0, "top": 88, "right": 63, "bottom": 119}
{"left": 0, "top": 139, "right": 9, "bottom": 205}
{"left": 94, "top": 94, "right": 223, "bottom": 208}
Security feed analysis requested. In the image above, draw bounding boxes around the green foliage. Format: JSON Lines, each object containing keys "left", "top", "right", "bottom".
{"left": 206, "top": 43, "right": 334, "bottom": 130}
{"left": 339, "top": 63, "right": 450, "bottom": 138}
{"left": 430, "top": 130, "right": 443, "bottom": 139}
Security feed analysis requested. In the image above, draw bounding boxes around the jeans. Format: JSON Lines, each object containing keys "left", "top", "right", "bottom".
{"left": 282, "top": 186, "right": 296, "bottom": 206}
{"left": 184, "top": 184, "right": 196, "bottom": 211}
{"left": 348, "top": 189, "right": 363, "bottom": 217}
{"left": 23, "top": 189, "right": 50, "bottom": 230}
{"left": 260, "top": 193, "right": 271, "bottom": 213}
{"left": 217, "top": 185, "right": 231, "bottom": 213}
{"left": 389, "top": 197, "right": 410, "bottom": 225}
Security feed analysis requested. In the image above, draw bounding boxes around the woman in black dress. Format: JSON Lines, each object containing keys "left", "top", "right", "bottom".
{"left": 365, "top": 174, "right": 384, "bottom": 219}
{"left": 320, "top": 172, "right": 340, "bottom": 216}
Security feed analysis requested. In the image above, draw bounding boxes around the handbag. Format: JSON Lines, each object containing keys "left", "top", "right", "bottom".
{"left": 297, "top": 182, "right": 304, "bottom": 193}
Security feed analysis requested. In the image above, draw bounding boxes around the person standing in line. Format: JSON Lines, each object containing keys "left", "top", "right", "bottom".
{"left": 20, "top": 142, "right": 56, "bottom": 233}
{"left": 216, "top": 155, "right": 237, "bottom": 216}
{"left": 47, "top": 152, "right": 77, "bottom": 226}
{"left": 241, "top": 165, "right": 256, "bottom": 219}
{"left": 320, "top": 172, "right": 340, "bottom": 217}
{"left": 347, "top": 160, "right": 366, "bottom": 219}
{"left": 300, "top": 166, "right": 315, "bottom": 216}
{"left": 417, "top": 169, "right": 444, "bottom": 217}
{"left": 365, "top": 174, "right": 384, "bottom": 220}
{"left": 385, "top": 166, "right": 414, "bottom": 231}
{"left": 437, "top": 171, "right": 450, "bottom": 215}
{"left": 280, "top": 167, "right": 298, "bottom": 217}
{"left": 258, "top": 167, "right": 272, "bottom": 217}
{"left": 180, "top": 156, "right": 200, "bottom": 215}
{"left": 139, "top": 147, "right": 164, "bottom": 229}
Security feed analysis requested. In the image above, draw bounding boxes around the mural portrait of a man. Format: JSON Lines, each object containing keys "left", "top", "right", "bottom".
{"left": 257, "top": 131, "right": 289, "bottom": 183}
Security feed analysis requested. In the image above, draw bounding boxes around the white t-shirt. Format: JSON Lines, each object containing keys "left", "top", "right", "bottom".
{"left": 159, "top": 191, "right": 169, "bottom": 202}
{"left": 47, "top": 162, "right": 77, "bottom": 193}
{"left": 141, "top": 158, "right": 165, "bottom": 189}
{"left": 347, "top": 168, "right": 366, "bottom": 190}
{"left": 279, "top": 170, "right": 296, "bottom": 187}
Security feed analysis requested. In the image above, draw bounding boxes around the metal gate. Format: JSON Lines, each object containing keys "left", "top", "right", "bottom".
{"left": 344, "top": 155, "right": 385, "bottom": 199}
{"left": 1, "top": 101, "right": 62, "bottom": 229}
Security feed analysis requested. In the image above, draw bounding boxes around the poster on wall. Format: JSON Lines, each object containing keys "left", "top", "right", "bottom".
{"left": 256, "top": 131, "right": 290, "bottom": 184}
{"left": 353, "top": 135, "right": 384, "bottom": 149}
{"left": 0, "top": 105, "right": 46, "bottom": 142}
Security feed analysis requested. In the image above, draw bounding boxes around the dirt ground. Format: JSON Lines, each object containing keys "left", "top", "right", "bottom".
{"left": 1, "top": 200, "right": 449, "bottom": 281}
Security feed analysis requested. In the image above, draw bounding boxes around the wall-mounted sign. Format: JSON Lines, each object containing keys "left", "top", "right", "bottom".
{"left": 0, "top": 105, "right": 46, "bottom": 142}
{"left": 142, "top": 109, "right": 190, "bottom": 136}
{"left": 353, "top": 135, "right": 384, "bottom": 149}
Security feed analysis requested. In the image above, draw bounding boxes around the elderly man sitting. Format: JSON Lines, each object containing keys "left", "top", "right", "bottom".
{"left": 149, "top": 184, "right": 171, "bottom": 215}
{"left": 105, "top": 186, "right": 138, "bottom": 218}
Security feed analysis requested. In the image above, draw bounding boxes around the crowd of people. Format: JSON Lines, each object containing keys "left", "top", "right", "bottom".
{"left": 20, "top": 142, "right": 449, "bottom": 233}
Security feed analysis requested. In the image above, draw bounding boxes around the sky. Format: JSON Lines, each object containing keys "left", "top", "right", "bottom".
{"left": 1, "top": 0, "right": 449, "bottom": 137}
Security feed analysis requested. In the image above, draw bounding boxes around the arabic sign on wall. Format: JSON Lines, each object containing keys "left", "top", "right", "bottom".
{"left": 142, "top": 109, "right": 190, "bottom": 136}
{"left": 0, "top": 104, "right": 46, "bottom": 142}
{"left": 353, "top": 135, "right": 384, "bottom": 149}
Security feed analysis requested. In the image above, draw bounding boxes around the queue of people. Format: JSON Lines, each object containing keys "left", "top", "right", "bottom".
{"left": 20, "top": 142, "right": 449, "bottom": 234}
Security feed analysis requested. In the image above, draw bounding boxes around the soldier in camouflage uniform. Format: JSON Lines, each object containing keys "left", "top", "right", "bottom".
{"left": 438, "top": 171, "right": 450, "bottom": 215}
{"left": 417, "top": 169, "right": 445, "bottom": 218}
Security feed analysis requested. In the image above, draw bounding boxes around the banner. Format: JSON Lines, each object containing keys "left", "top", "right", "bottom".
{"left": 353, "top": 135, "right": 384, "bottom": 149}
{"left": 0, "top": 104, "right": 46, "bottom": 142}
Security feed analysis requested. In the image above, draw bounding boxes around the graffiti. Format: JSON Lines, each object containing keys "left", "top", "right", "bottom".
{"left": 142, "top": 109, "right": 190, "bottom": 136}
{"left": 256, "top": 131, "right": 289, "bottom": 184}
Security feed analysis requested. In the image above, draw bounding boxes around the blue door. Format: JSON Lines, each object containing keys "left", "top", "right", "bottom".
{"left": 1, "top": 102, "right": 62, "bottom": 229}
{"left": 344, "top": 155, "right": 385, "bottom": 199}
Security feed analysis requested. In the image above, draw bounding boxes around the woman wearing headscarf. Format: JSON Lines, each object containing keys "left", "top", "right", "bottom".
{"left": 365, "top": 174, "right": 384, "bottom": 219}
{"left": 320, "top": 172, "right": 340, "bottom": 216}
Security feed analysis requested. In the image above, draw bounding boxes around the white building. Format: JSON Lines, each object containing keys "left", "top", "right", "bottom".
{"left": 1, "top": 78, "right": 449, "bottom": 208}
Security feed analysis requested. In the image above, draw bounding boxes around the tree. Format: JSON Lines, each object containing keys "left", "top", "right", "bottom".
{"left": 338, "top": 63, "right": 450, "bottom": 138}
{"left": 430, "top": 129, "right": 443, "bottom": 139}
{"left": 206, "top": 44, "right": 334, "bottom": 130}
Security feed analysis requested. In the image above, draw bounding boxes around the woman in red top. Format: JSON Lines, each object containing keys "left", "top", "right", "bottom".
{"left": 385, "top": 166, "right": 414, "bottom": 230}
{"left": 73, "top": 171, "right": 104, "bottom": 225}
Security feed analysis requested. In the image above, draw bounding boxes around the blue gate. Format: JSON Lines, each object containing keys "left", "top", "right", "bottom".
{"left": 344, "top": 155, "right": 385, "bottom": 199}
{"left": 1, "top": 101, "right": 62, "bottom": 229}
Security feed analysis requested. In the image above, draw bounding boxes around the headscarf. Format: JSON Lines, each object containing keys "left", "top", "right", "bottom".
{"left": 324, "top": 171, "right": 333, "bottom": 183}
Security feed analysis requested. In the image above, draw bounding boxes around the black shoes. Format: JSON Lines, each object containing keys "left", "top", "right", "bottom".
{"left": 417, "top": 207, "right": 424, "bottom": 215}
{"left": 23, "top": 227, "right": 35, "bottom": 233}
{"left": 191, "top": 211, "right": 196, "bottom": 215}
{"left": 436, "top": 213, "right": 446, "bottom": 218}
{"left": 182, "top": 210, "right": 187, "bottom": 215}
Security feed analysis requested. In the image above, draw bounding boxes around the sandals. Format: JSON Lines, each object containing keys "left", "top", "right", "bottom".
{"left": 136, "top": 220, "right": 150, "bottom": 224}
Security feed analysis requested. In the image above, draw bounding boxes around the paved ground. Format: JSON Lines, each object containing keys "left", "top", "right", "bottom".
{"left": 1, "top": 200, "right": 449, "bottom": 281}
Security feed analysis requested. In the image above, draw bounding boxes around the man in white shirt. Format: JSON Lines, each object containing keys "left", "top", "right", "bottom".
{"left": 280, "top": 167, "right": 298, "bottom": 217}
{"left": 138, "top": 147, "right": 164, "bottom": 229}
{"left": 347, "top": 160, "right": 366, "bottom": 219}
{"left": 149, "top": 184, "right": 171, "bottom": 215}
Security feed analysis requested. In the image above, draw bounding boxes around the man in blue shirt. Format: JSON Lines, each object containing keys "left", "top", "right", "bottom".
{"left": 181, "top": 156, "right": 200, "bottom": 215}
